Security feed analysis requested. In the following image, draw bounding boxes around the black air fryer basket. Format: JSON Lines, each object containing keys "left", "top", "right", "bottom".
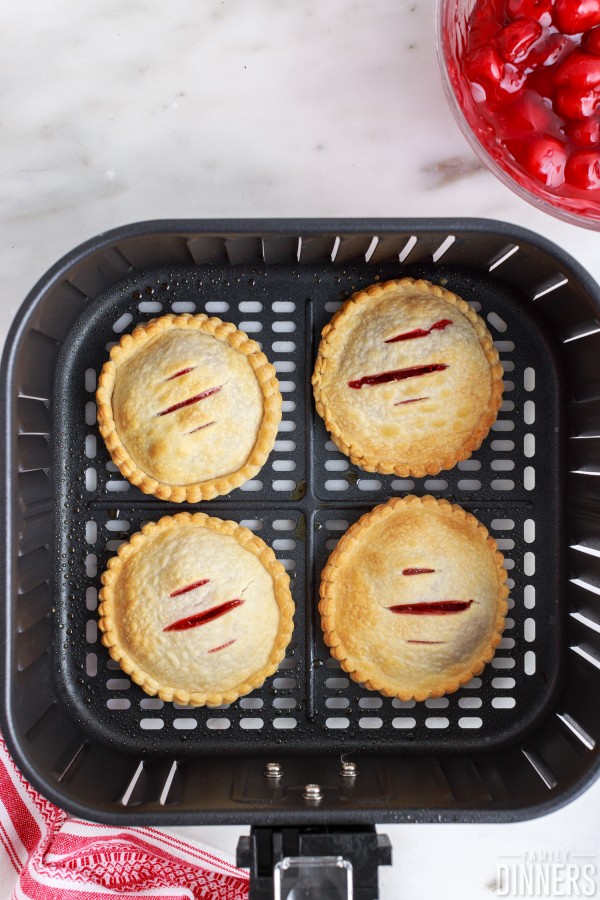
{"left": 2, "top": 218, "right": 600, "bottom": 835}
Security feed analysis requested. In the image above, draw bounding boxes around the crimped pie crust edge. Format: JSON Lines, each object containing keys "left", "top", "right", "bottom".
{"left": 96, "top": 313, "right": 282, "bottom": 502}
{"left": 319, "top": 494, "right": 509, "bottom": 702}
{"left": 98, "top": 511, "right": 295, "bottom": 707}
{"left": 312, "top": 278, "right": 504, "bottom": 477}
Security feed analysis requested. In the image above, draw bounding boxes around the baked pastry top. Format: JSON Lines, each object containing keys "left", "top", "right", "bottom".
{"left": 99, "top": 512, "right": 294, "bottom": 707}
{"left": 97, "top": 314, "right": 281, "bottom": 502}
{"left": 319, "top": 495, "right": 508, "bottom": 701}
{"left": 312, "top": 278, "right": 503, "bottom": 477}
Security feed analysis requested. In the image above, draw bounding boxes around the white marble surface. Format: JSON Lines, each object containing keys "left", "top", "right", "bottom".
{"left": 2, "top": 0, "right": 600, "bottom": 897}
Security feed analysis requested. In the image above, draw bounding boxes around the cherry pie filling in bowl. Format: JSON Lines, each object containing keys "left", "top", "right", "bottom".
{"left": 440, "top": 0, "right": 600, "bottom": 223}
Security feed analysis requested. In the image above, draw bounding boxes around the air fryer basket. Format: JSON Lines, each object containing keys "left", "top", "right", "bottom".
{"left": 1, "top": 219, "right": 599, "bottom": 826}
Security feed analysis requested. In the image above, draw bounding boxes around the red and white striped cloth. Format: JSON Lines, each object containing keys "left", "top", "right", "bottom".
{"left": 0, "top": 737, "right": 249, "bottom": 899}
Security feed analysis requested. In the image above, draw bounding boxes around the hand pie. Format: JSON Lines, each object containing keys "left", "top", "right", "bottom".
{"left": 319, "top": 495, "right": 508, "bottom": 701}
{"left": 98, "top": 512, "right": 295, "bottom": 707}
{"left": 97, "top": 314, "right": 281, "bottom": 502}
{"left": 312, "top": 278, "right": 503, "bottom": 477}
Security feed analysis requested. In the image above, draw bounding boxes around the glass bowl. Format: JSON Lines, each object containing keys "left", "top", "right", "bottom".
{"left": 435, "top": 0, "right": 600, "bottom": 229}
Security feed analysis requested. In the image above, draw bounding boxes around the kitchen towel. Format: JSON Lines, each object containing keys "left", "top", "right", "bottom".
{"left": 0, "top": 736, "right": 249, "bottom": 899}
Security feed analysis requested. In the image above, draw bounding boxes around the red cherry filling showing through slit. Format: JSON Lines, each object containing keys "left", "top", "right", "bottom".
{"left": 165, "top": 367, "right": 195, "bottom": 382}
{"left": 348, "top": 364, "right": 448, "bottom": 390}
{"left": 384, "top": 319, "right": 453, "bottom": 343}
{"left": 406, "top": 640, "right": 447, "bottom": 645}
{"left": 157, "top": 385, "right": 222, "bottom": 417}
{"left": 169, "top": 578, "right": 210, "bottom": 598}
{"left": 455, "top": 0, "right": 600, "bottom": 215}
{"left": 164, "top": 598, "right": 244, "bottom": 632}
{"left": 188, "top": 420, "right": 215, "bottom": 434}
{"left": 208, "top": 639, "right": 237, "bottom": 654}
{"left": 388, "top": 600, "right": 476, "bottom": 614}
{"left": 394, "top": 396, "right": 428, "bottom": 406}
{"left": 402, "top": 568, "right": 435, "bottom": 575}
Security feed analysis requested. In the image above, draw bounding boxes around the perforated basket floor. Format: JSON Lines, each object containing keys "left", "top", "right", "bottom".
{"left": 53, "top": 258, "right": 564, "bottom": 757}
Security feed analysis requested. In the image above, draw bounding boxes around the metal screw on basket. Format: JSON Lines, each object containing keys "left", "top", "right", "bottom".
{"left": 264, "top": 762, "right": 284, "bottom": 779}
{"left": 303, "top": 783, "right": 322, "bottom": 802}
{"left": 340, "top": 761, "right": 359, "bottom": 778}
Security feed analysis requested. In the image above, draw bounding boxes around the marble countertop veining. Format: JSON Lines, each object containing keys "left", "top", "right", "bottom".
{"left": 2, "top": 1, "right": 600, "bottom": 897}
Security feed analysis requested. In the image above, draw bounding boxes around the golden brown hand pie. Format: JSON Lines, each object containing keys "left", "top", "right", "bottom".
{"left": 312, "top": 278, "right": 503, "bottom": 477}
{"left": 319, "top": 495, "right": 509, "bottom": 701}
{"left": 97, "top": 314, "right": 281, "bottom": 502}
{"left": 98, "top": 512, "right": 295, "bottom": 707}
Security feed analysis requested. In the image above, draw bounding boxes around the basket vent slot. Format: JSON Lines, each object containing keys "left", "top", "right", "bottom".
{"left": 488, "top": 244, "right": 519, "bottom": 272}
{"left": 140, "top": 719, "right": 164, "bottom": 730}
{"left": 84, "top": 369, "right": 97, "bottom": 392}
{"left": 121, "top": 761, "right": 144, "bottom": 805}
{"left": 487, "top": 312, "right": 508, "bottom": 333}
{"left": 432, "top": 235, "right": 456, "bottom": 263}
{"left": 532, "top": 277, "right": 569, "bottom": 301}
{"left": 173, "top": 719, "right": 197, "bottom": 730}
{"left": 141, "top": 698, "right": 163, "bottom": 709}
{"left": 107, "top": 699, "right": 130, "bottom": 711}
{"left": 398, "top": 235, "right": 418, "bottom": 262}
{"left": 159, "top": 761, "right": 178, "bottom": 805}
{"left": 326, "top": 717, "right": 349, "bottom": 729}
{"left": 138, "top": 300, "right": 162, "bottom": 313}
{"left": 557, "top": 713, "right": 595, "bottom": 750}
{"left": 112, "top": 313, "right": 133, "bottom": 333}
{"left": 207, "top": 718, "right": 231, "bottom": 730}
{"left": 521, "top": 750, "right": 557, "bottom": 789}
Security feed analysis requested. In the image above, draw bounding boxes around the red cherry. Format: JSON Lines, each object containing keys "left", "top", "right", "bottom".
{"left": 582, "top": 26, "right": 600, "bottom": 53}
{"left": 500, "top": 63, "right": 527, "bottom": 94}
{"left": 495, "top": 89, "right": 562, "bottom": 135}
{"left": 527, "top": 65, "right": 561, "bottom": 102}
{"left": 563, "top": 115, "right": 600, "bottom": 145}
{"left": 464, "top": 45, "right": 503, "bottom": 87}
{"left": 464, "top": 46, "right": 524, "bottom": 104}
{"left": 525, "top": 33, "right": 574, "bottom": 69}
{"left": 565, "top": 148, "right": 600, "bottom": 187}
{"left": 506, "top": 0, "right": 553, "bottom": 23}
{"left": 554, "top": 0, "right": 600, "bottom": 35}
{"left": 467, "top": 0, "right": 507, "bottom": 44}
{"left": 506, "top": 134, "right": 568, "bottom": 186}
{"left": 498, "top": 18, "right": 543, "bottom": 63}
{"left": 555, "top": 84, "right": 600, "bottom": 117}
{"left": 553, "top": 49, "right": 600, "bottom": 87}
{"left": 471, "top": 0, "right": 505, "bottom": 23}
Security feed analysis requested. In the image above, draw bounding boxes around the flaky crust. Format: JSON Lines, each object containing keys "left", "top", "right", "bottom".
{"left": 98, "top": 512, "right": 295, "bottom": 707}
{"left": 312, "top": 278, "right": 504, "bottom": 477}
{"left": 96, "top": 314, "right": 282, "bottom": 502}
{"left": 319, "top": 495, "right": 509, "bottom": 701}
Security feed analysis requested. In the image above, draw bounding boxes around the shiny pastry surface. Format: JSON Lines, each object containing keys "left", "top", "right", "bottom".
{"left": 312, "top": 278, "right": 503, "bottom": 477}
{"left": 99, "top": 512, "right": 295, "bottom": 707}
{"left": 319, "top": 495, "right": 508, "bottom": 701}
{"left": 97, "top": 314, "right": 281, "bottom": 501}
